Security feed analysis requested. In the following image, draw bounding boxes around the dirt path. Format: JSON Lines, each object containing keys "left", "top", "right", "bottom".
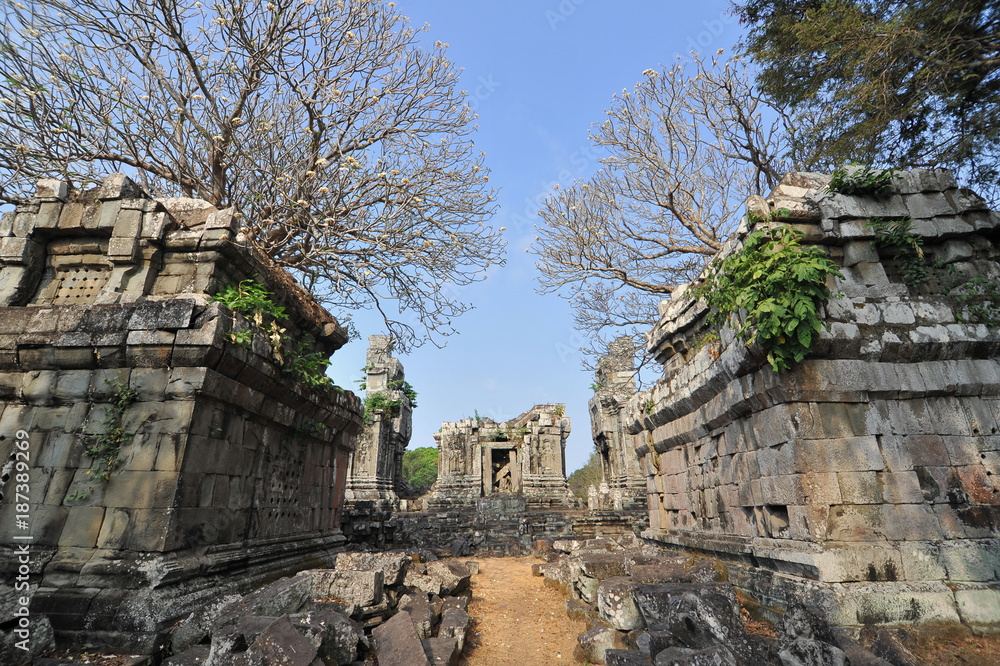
{"left": 461, "top": 556, "right": 586, "bottom": 666}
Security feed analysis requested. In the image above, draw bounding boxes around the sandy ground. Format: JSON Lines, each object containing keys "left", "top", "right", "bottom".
{"left": 460, "top": 556, "right": 587, "bottom": 666}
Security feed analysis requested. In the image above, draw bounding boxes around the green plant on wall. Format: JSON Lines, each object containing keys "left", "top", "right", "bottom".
{"left": 213, "top": 278, "right": 287, "bottom": 326}
{"left": 66, "top": 380, "right": 138, "bottom": 502}
{"left": 866, "top": 216, "right": 931, "bottom": 285}
{"left": 945, "top": 273, "right": 1000, "bottom": 326}
{"left": 213, "top": 279, "right": 340, "bottom": 391}
{"left": 693, "top": 218, "right": 842, "bottom": 373}
{"left": 387, "top": 379, "right": 418, "bottom": 408}
{"left": 364, "top": 392, "right": 403, "bottom": 424}
{"left": 827, "top": 164, "right": 898, "bottom": 197}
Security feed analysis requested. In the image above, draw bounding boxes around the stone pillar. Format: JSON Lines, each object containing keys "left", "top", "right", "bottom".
{"left": 587, "top": 337, "right": 646, "bottom": 509}
{"left": 345, "top": 335, "right": 411, "bottom": 504}
{"left": 0, "top": 175, "right": 363, "bottom": 651}
{"left": 629, "top": 168, "right": 1000, "bottom": 629}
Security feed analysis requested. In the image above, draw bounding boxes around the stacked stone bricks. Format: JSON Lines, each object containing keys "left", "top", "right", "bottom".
{"left": 0, "top": 175, "right": 363, "bottom": 651}
{"left": 627, "top": 169, "right": 1000, "bottom": 629}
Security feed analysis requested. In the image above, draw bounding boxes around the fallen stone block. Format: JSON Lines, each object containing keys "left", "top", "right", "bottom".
{"left": 241, "top": 574, "right": 313, "bottom": 618}
{"left": 777, "top": 637, "right": 847, "bottom": 666}
{"left": 598, "top": 577, "right": 644, "bottom": 631}
{"left": 654, "top": 645, "right": 737, "bottom": 666}
{"left": 575, "top": 573, "right": 600, "bottom": 604}
{"left": 163, "top": 645, "right": 210, "bottom": 665}
{"left": 0, "top": 615, "right": 55, "bottom": 666}
{"left": 576, "top": 552, "right": 631, "bottom": 580}
{"left": 207, "top": 614, "right": 276, "bottom": 663}
{"left": 634, "top": 584, "right": 768, "bottom": 663}
{"left": 630, "top": 559, "right": 724, "bottom": 585}
{"left": 372, "top": 611, "right": 432, "bottom": 666}
{"left": 538, "top": 561, "right": 572, "bottom": 587}
{"left": 171, "top": 592, "right": 244, "bottom": 653}
{"left": 425, "top": 559, "right": 472, "bottom": 596}
{"left": 422, "top": 636, "right": 460, "bottom": 666}
{"left": 336, "top": 551, "right": 410, "bottom": 586}
{"left": 442, "top": 596, "right": 469, "bottom": 613}
{"left": 439, "top": 607, "right": 471, "bottom": 651}
{"left": 429, "top": 594, "right": 445, "bottom": 617}
{"left": 289, "top": 608, "right": 366, "bottom": 665}
{"left": 606, "top": 649, "right": 653, "bottom": 666}
{"left": 308, "top": 569, "right": 384, "bottom": 607}
{"left": 404, "top": 570, "right": 443, "bottom": 596}
{"left": 870, "top": 628, "right": 922, "bottom": 666}
{"left": 575, "top": 624, "right": 630, "bottom": 664}
{"left": 566, "top": 598, "right": 593, "bottom": 624}
{"left": 399, "top": 592, "right": 435, "bottom": 639}
{"left": 242, "top": 615, "right": 319, "bottom": 666}
{"left": 829, "top": 629, "right": 892, "bottom": 666}
{"left": 631, "top": 583, "right": 738, "bottom": 631}
{"left": 553, "top": 538, "right": 587, "bottom": 553}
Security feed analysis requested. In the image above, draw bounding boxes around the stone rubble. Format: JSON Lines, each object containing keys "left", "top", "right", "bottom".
{"left": 535, "top": 536, "right": 897, "bottom": 666}
{"left": 165, "top": 549, "right": 476, "bottom": 666}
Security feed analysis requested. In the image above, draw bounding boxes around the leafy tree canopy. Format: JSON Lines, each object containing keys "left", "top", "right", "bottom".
{"left": 401, "top": 446, "right": 438, "bottom": 495}
{"left": 567, "top": 450, "right": 603, "bottom": 499}
{"left": 734, "top": 0, "right": 1000, "bottom": 201}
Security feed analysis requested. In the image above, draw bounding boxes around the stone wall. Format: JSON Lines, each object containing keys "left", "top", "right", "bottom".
{"left": 628, "top": 169, "right": 1000, "bottom": 629}
{"left": 0, "top": 176, "right": 363, "bottom": 651}
{"left": 427, "top": 404, "right": 572, "bottom": 509}
{"left": 588, "top": 337, "right": 646, "bottom": 511}
{"left": 390, "top": 506, "right": 642, "bottom": 558}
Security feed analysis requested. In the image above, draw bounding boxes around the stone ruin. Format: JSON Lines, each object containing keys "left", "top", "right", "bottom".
{"left": 626, "top": 168, "right": 1000, "bottom": 629}
{"left": 588, "top": 337, "right": 646, "bottom": 511}
{"left": 345, "top": 335, "right": 412, "bottom": 505}
{"left": 426, "top": 404, "right": 572, "bottom": 509}
{"left": 342, "top": 334, "right": 413, "bottom": 545}
{"left": 0, "top": 175, "right": 363, "bottom": 654}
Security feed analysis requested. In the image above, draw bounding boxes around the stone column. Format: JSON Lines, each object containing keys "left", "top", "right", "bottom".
{"left": 587, "top": 337, "right": 646, "bottom": 509}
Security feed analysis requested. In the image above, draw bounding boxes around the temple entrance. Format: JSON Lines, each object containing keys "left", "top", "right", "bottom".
{"left": 490, "top": 448, "right": 519, "bottom": 494}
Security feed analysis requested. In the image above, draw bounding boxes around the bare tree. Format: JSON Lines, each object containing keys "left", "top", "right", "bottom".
{"left": 0, "top": 0, "right": 504, "bottom": 350}
{"left": 532, "top": 52, "right": 790, "bottom": 374}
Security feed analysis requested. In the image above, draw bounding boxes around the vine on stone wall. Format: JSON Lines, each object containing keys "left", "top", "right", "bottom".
{"left": 66, "top": 380, "right": 138, "bottom": 502}
{"left": 693, "top": 215, "right": 843, "bottom": 373}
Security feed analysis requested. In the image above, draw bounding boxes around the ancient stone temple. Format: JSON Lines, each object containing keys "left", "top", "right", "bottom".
{"left": 345, "top": 335, "right": 412, "bottom": 504}
{"left": 341, "top": 335, "right": 412, "bottom": 545}
{"left": 628, "top": 168, "right": 1000, "bottom": 629}
{"left": 426, "top": 404, "right": 572, "bottom": 509}
{"left": 0, "top": 175, "right": 363, "bottom": 651}
{"left": 588, "top": 337, "right": 646, "bottom": 511}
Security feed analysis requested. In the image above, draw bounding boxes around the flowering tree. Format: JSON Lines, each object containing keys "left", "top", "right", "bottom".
{"left": 531, "top": 53, "right": 790, "bottom": 372}
{"left": 0, "top": 0, "right": 504, "bottom": 350}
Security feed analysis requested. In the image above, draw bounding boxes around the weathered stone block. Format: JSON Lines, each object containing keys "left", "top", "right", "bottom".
{"left": 336, "top": 551, "right": 410, "bottom": 586}
{"left": 308, "top": 569, "right": 384, "bottom": 607}
{"left": 371, "top": 611, "right": 432, "bottom": 666}
{"left": 57, "top": 507, "right": 106, "bottom": 548}
{"left": 598, "top": 577, "right": 644, "bottom": 630}
{"left": 101, "top": 470, "right": 179, "bottom": 509}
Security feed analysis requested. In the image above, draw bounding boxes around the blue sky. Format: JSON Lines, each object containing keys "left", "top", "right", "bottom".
{"left": 328, "top": 0, "right": 745, "bottom": 474}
